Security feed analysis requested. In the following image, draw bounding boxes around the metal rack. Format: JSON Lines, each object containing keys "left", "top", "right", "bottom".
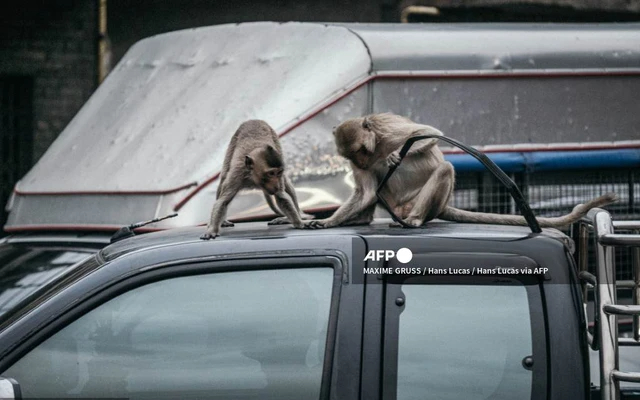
{"left": 573, "top": 209, "right": 640, "bottom": 400}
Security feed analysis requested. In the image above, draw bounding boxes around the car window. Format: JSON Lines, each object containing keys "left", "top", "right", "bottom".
{"left": 3, "top": 267, "right": 334, "bottom": 400}
{"left": 395, "top": 284, "right": 533, "bottom": 400}
{"left": 0, "top": 246, "right": 94, "bottom": 317}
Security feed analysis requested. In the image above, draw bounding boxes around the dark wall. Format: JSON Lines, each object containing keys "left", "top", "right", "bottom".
{"left": 0, "top": 0, "right": 98, "bottom": 161}
{"left": 107, "top": 0, "right": 391, "bottom": 64}
{"left": 0, "top": 0, "right": 99, "bottom": 229}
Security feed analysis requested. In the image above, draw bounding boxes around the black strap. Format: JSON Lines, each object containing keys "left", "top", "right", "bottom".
{"left": 375, "top": 133, "right": 542, "bottom": 233}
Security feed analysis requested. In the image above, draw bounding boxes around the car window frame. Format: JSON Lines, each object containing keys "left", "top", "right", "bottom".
{"left": 381, "top": 267, "right": 548, "bottom": 400}
{"left": 0, "top": 255, "right": 344, "bottom": 400}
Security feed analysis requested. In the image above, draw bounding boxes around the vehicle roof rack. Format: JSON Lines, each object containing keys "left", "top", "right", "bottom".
{"left": 573, "top": 210, "right": 640, "bottom": 400}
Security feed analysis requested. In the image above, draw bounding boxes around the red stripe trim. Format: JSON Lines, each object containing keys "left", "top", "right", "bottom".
{"left": 173, "top": 173, "right": 221, "bottom": 211}
{"left": 15, "top": 182, "right": 198, "bottom": 196}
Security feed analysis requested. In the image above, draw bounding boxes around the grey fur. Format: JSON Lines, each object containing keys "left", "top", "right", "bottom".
{"left": 306, "top": 112, "right": 617, "bottom": 230}
{"left": 201, "top": 120, "right": 305, "bottom": 239}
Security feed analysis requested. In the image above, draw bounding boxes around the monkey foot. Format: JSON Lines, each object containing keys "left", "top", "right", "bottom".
{"left": 303, "top": 220, "right": 330, "bottom": 229}
{"left": 404, "top": 217, "right": 423, "bottom": 227}
{"left": 221, "top": 220, "right": 235, "bottom": 227}
{"left": 200, "top": 232, "right": 218, "bottom": 240}
{"left": 389, "top": 218, "right": 423, "bottom": 228}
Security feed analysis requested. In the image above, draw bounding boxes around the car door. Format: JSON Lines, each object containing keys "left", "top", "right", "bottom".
{"left": 0, "top": 255, "right": 351, "bottom": 400}
{"left": 361, "top": 237, "right": 550, "bottom": 400}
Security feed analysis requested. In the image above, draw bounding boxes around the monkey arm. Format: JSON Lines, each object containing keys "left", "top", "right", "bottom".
{"left": 201, "top": 174, "right": 243, "bottom": 240}
{"left": 387, "top": 125, "right": 444, "bottom": 168}
{"left": 305, "top": 168, "right": 378, "bottom": 229}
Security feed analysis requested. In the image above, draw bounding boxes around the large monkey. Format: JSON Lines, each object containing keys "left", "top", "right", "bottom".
{"left": 305, "top": 113, "right": 617, "bottom": 229}
{"left": 201, "top": 120, "right": 306, "bottom": 239}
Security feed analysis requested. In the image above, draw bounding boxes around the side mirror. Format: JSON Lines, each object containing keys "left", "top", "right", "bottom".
{"left": 0, "top": 377, "right": 21, "bottom": 399}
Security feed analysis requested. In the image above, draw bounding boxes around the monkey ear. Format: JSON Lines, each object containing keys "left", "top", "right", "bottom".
{"left": 362, "top": 117, "right": 372, "bottom": 131}
{"left": 245, "top": 155, "right": 254, "bottom": 169}
{"left": 264, "top": 144, "right": 284, "bottom": 167}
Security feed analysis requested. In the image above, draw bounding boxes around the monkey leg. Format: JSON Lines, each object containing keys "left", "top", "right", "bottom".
{"left": 404, "top": 162, "right": 454, "bottom": 227}
{"left": 340, "top": 203, "right": 376, "bottom": 226}
{"left": 284, "top": 176, "right": 313, "bottom": 220}
{"left": 273, "top": 191, "right": 304, "bottom": 228}
{"left": 269, "top": 178, "right": 312, "bottom": 225}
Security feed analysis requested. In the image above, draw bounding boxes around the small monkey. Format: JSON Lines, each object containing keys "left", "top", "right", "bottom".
{"left": 305, "top": 113, "right": 616, "bottom": 229}
{"left": 201, "top": 120, "right": 306, "bottom": 240}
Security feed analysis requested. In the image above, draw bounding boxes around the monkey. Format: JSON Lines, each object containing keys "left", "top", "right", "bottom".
{"left": 304, "top": 112, "right": 617, "bottom": 229}
{"left": 201, "top": 119, "right": 306, "bottom": 240}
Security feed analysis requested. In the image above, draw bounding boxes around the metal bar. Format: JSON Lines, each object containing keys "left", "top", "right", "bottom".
{"left": 604, "top": 304, "right": 640, "bottom": 316}
{"left": 592, "top": 209, "right": 620, "bottom": 400}
{"left": 629, "top": 170, "right": 635, "bottom": 215}
{"left": 612, "top": 371, "right": 640, "bottom": 383}
{"left": 579, "top": 223, "right": 590, "bottom": 299}
{"left": 619, "top": 338, "right": 640, "bottom": 346}
{"left": 633, "top": 233, "right": 640, "bottom": 342}
{"left": 579, "top": 268, "right": 599, "bottom": 350}
{"left": 613, "top": 221, "right": 640, "bottom": 230}
{"left": 616, "top": 280, "right": 637, "bottom": 288}
{"left": 599, "top": 233, "right": 640, "bottom": 247}
{"left": 579, "top": 271, "right": 597, "bottom": 286}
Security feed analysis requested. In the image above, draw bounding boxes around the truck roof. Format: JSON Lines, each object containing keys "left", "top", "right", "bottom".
{"left": 99, "top": 219, "right": 573, "bottom": 262}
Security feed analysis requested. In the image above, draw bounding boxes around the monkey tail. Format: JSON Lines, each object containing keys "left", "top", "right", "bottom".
{"left": 438, "top": 193, "right": 618, "bottom": 228}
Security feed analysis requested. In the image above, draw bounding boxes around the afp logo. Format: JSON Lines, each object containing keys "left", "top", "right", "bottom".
{"left": 364, "top": 247, "right": 413, "bottom": 264}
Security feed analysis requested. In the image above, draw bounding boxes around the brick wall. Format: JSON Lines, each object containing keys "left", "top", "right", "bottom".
{"left": 0, "top": 0, "right": 98, "bottom": 162}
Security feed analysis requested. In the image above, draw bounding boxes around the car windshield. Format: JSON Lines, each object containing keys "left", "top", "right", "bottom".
{"left": 0, "top": 244, "right": 95, "bottom": 318}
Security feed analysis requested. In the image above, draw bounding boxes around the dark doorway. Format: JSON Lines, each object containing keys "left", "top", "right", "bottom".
{"left": 0, "top": 76, "right": 34, "bottom": 233}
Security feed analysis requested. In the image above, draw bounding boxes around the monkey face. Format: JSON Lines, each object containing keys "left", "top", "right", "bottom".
{"left": 334, "top": 118, "right": 376, "bottom": 170}
{"left": 259, "top": 167, "right": 284, "bottom": 195}
{"left": 348, "top": 146, "right": 373, "bottom": 170}
{"left": 246, "top": 145, "right": 285, "bottom": 195}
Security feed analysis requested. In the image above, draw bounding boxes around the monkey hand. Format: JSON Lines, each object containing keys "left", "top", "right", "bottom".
{"left": 303, "top": 219, "right": 334, "bottom": 229}
{"left": 386, "top": 151, "right": 401, "bottom": 168}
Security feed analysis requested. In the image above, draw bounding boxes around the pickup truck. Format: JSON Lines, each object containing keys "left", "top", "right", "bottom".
{"left": 1, "top": 21, "right": 638, "bottom": 400}
{"left": 0, "top": 209, "right": 637, "bottom": 400}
